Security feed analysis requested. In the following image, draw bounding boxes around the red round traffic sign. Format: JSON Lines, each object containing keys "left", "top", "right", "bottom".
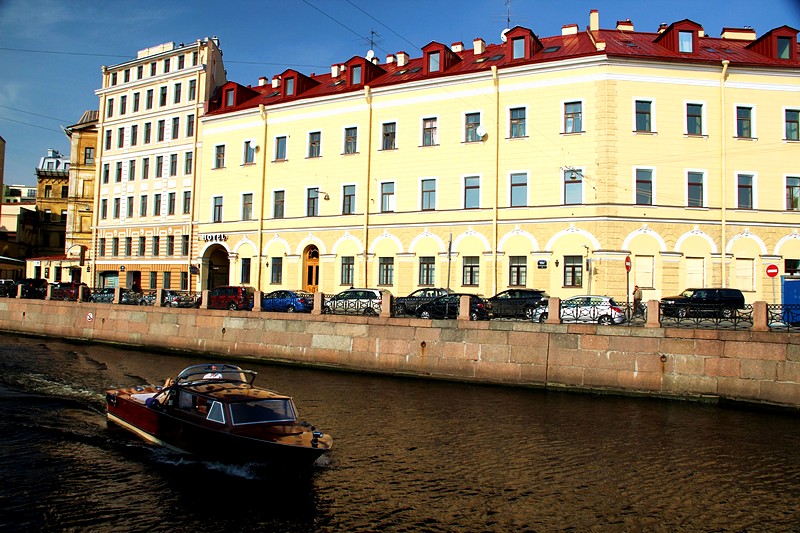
{"left": 766, "top": 264, "right": 779, "bottom": 278}
{"left": 624, "top": 256, "right": 631, "bottom": 272}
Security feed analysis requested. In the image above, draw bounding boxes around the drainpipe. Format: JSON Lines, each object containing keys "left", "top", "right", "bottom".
{"left": 256, "top": 103, "right": 268, "bottom": 289}
{"left": 491, "top": 65, "right": 500, "bottom": 297}
{"left": 721, "top": 60, "right": 730, "bottom": 287}
{"left": 363, "top": 86, "right": 373, "bottom": 284}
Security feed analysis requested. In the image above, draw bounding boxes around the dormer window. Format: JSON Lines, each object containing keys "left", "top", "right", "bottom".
{"left": 679, "top": 31, "right": 694, "bottom": 53}
{"left": 351, "top": 65, "right": 362, "bottom": 85}
{"left": 285, "top": 77, "right": 295, "bottom": 96}
{"left": 225, "top": 89, "right": 234, "bottom": 107}
{"left": 778, "top": 37, "right": 792, "bottom": 59}
{"left": 428, "top": 51, "right": 440, "bottom": 73}
{"left": 512, "top": 37, "right": 525, "bottom": 59}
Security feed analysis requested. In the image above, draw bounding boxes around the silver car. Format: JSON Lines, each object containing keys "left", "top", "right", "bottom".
{"left": 323, "top": 288, "right": 383, "bottom": 316}
{"left": 531, "top": 295, "right": 625, "bottom": 325}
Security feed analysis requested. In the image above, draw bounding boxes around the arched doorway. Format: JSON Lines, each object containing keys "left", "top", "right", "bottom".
{"left": 206, "top": 245, "right": 230, "bottom": 289}
{"left": 303, "top": 245, "right": 320, "bottom": 292}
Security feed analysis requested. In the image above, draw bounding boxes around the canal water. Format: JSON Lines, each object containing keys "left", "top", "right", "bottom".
{"left": 0, "top": 333, "right": 799, "bottom": 532}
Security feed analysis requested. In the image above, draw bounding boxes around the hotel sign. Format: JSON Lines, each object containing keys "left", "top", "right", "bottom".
{"left": 200, "top": 233, "right": 228, "bottom": 242}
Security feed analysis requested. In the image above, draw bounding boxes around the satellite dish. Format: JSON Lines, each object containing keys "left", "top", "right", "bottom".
{"left": 366, "top": 49, "right": 375, "bottom": 61}
{"left": 476, "top": 125, "right": 487, "bottom": 139}
{"left": 500, "top": 28, "right": 511, "bottom": 43}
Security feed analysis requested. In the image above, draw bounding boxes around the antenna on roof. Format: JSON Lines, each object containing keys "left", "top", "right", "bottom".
{"left": 506, "top": 0, "right": 512, "bottom": 29}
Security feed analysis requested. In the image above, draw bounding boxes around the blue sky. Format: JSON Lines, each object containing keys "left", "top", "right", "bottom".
{"left": 1, "top": 0, "right": 798, "bottom": 185}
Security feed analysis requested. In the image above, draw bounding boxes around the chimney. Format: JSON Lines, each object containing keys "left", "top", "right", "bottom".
{"left": 589, "top": 9, "right": 599, "bottom": 32}
{"left": 562, "top": 24, "right": 578, "bottom": 36}
{"left": 271, "top": 75, "right": 281, "bottom": 88}
{"left": 473, "top": 37, "right": 486, "bottom": 55}
{"left": 386, "top": 54, "right": 395, "bottom": 64}
{"left": 331, "top": 64, "right": 340, "bottom": 77}
{"left": 397, "top": 51, "right": 409, "bottom": 67}
{"left": 721, "top": 27, "right": 756, "bottom": 41}
{"left": 451, "top": 41, "right": 464, "bottom": 53}
{"left": 616, "top": 19, "right": 633, "bottom": 32}
{"left": 371, "top": 56, "right": 379, "bottom": 65}
{"left": 258, "top": 76, "right": 268, "bottom": 86}
{"left": 658, "top": 23, "right": 668, "bottom": 33}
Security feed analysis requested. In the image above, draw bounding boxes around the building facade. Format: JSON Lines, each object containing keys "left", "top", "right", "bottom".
{"left": 91, "top": 38, "right": 226, "bottom": 289}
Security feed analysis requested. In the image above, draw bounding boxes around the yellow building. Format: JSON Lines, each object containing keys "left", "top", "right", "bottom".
{"left": 195, "top": 11, "right": 799, "bottom": 303}
{"left": 92, "top": 38, "right": 226, "bottom": 289}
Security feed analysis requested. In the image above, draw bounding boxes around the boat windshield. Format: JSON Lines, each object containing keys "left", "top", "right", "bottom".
{"left": 229, "top": 399, "right": 297, "bottom": 425}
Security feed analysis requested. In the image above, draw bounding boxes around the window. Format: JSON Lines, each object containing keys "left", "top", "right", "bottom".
{"left": 84, "top": 147, "right": 95, "bottom": 164}
{"left": 141, "top": 157, "right": 150, "bottom": 180}
{"left": 564, "top": 169, "right": 583, "bottom": 204}
{"left": 510, "top": 107, "right": 526, "bottom": 138}
{"left": 635, "top": 100, "right": 652, "bottom": 132}
{"left": 271, "top": 257, "right": 283, "bottom": 284}
{"left": 307, "top": 188, "right": 319, "bottom": 216}
{"left": 736, "top": 106, "right": 753, "bottom": 138}
{"left": 378, "top": 257, "right": 394, "bottom": 285}
{"left": 351, "top": 65, "right": 362, "bottom": 85}
{"left": 163, "top": 58, "right": 170, "bottom": 73}
{"left": 737, "top": 174, "right": 753, "bottom": 209}
{"left": 120, "top": 95, "right": 127, "bottom": 115}
{"left": 419, "top": 257, "right": 435, "bottom": 285}
{"left": 509, "top": 256, "right": 527, "bottom": 286}
{"left": 308, "top": 132, "right": 321, "bottom": 157}
{"left": 128, "top": 160, "right": 136, "bottom": 181}
{"left": 171, "top": 117, "right": 179, "bottom": 139}
{"left": 123, "top": 69, "right": 130, "bottom": 82}
{"left": 137, "top": 65, "right": 143, "bottom": 79}
{"left": 180, "top": 272, "right": 188, "bottom": 291}
{"left": 275, "top": 136, "right": 287, "bottom": 160}
{"left": 104, "top": 129, "right": 111, "bottom": 150}
{"left": 183, "top": 191, "right": 191, "bottom": 214}
{"left": 343, "top": 185, "right": 356, "bottom": 215}
{"left": 242, "top": 193, "right": 253, "bottom": 220}
{"left": 177, "top": 55, "right": 185, "bottom": 69}
{"left": 169, "top": 154, "right": 177, "bottom": 176}
{"left": 154, "top": 193, "right": 162, "bottom": 215}
{"left": 464, "top": 113, "right": 480, "bottom": 142}
{"left": 223, "top": 89, "right": 234, "bottom": 106}
{"left": 241, "top": 258, "right": 251, "bottom": 284}
{"left": 341, "top": 257, "right": 354, "bottom": 285}
{"left": 44, "top": 185, "right": 52, "bottom": 198}
{"left": 688, "top": 171, "right": 704, "bottom": 207}
{"left": 166, "top": 235, "right": 175, "bottom": 256}
{"left": 273, "top": 190, "right": 285, "bottom": 218}
{"left": 163, "top": 272, "right": 170, "bottom": 289}
{"left": 133, "top": 92, "right": 140, "bottom": 112}
{"left": 787, "top": 177, "right": 800, "bottom": 211}
{"left": 464, "top": 176, "right": 480, "bottom": 209}
{"left": 146, "top": 89, "right": 153, "bottom": 109}
{"left": 173, "top": 83, "right": 181, "bottom": 104}
{"left": 787, "top": 259, "right": 800, "bottom": 276}
{"left": 243, "top": 140, "right": 255, "bottom": 164}
{"left": 686, "top": 103, "right": 703, "bottom": 135}
{"left": 115, "top": 161, "right": 122, "bottom": 182}
{"left": 344, "top": 127, "right": 357, "bottom": 154}
{"left": 778, "top": 36, "right": 792, "bottom": 59}
{"left": 130, "top": 125, "right": 138, "bottom": 146}
{"left": 463, "top": 257, "right": 479, "bottom": 286}
{"left": 422, "top": 117, "right": 437, "bottom": 146}
{"left": 159, "top": 86, "right": 167, "bottom": 106}
{"left": 184, "top": 151, "right": 193, "bottom": 174}
{"left": 113, "top": 198, "right": 120, "bottom": 218}
{"left": 679, "top": 30, "right": 694, "bottom": 53}
{"left": 735, "top": 258, "right": 755, "bottom": 292}
{"left": 512, "top": 37, "right": 525, "bottom": 59}
{"left": 634, "top": 255, "right": 655, "bottom": 289}
{"left": 98, "top": 238, "right": 106, "bottom": 257}
{"left": 510, "top": 173, "right": 527, "bottom": 207}
{"left": 138, "top": 236, "right": 145, "bottom": 256}
{"left": 155, "top": 156, "right": 163, "bottom": 178}
{"left": 112, "top": 237, "right": 119, "bottom": 256}
{"left": 214, "top": 145, "right": 225, "bottom": 168}
{"left": 564, "top": 102, "right": 582, "bottom": 133}
{"left": 149, "top": 271, "right": 157, "bottom": 288}
{"left": 382, "top": 123, "right": 396, "bottom": 150}
{"left": 125, "top": 237, "right": 132, "bottom": 256}
{"left": 421, "top": 179, "right": 436, "bottom": 211}
{"left": 100, "top": 199, "right": 108, "bottom": 219}
{"left": 144, "top": 122, "right": 152, "bottom": 144}
{"left": 107, "top": 98, "right": 114, "bottom": 117}
{"left": 157, "top": 120, "right": 165, "bottom": 142}
{"left": 140, "top": 195, "right": 147, "bottom": 216}
{"left": 428, "top": 51, "right": 440, "bottom": 72}
{"left": 213, "top": 196, "right": 223, "bottom": 223}
{"left": 168, "top": 192, "right": 176, "bottom": 215}
{"left": 786, "top": 109, "right": 799, "bottom": 141}
{"left": 102, "top": 164, "right": 109, "bottom": 184}
{"left": 181, "top": 235, "right": 189, "bottom": 255}
{"left": 188, "top": 79, "right": 197, "bottom": 101}
{"left": 186, "top": 114, "right": 195, "bottom": 137}
{"left": 563, "top": 255, "right": 583, "bottom": 287}
{"left": 117, "top": 127, "right": 124, "bottom": 148}
{"left": 686, "top": 257, "right": 705, "bottom": 287}
{"left": 285, "top": 78, "right": 295, "bottom": 96}
{"left": 635, "top": 169, "right": 653, "bottom": 205}
{"left": 381, "top": 182, "right": 395, "bottom": 212}
{"left": 192, "top": 51, "right": 198, "bottom": 66}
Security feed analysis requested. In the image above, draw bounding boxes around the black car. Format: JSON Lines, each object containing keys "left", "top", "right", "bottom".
{"left": 415, "top": 293, "right": 492, "bottom": 321}
{"left": 394, "top": 288, "right": 452, "bottom": 315}
{"left": 13, "top": 278, "right": 48, "bottom": 299}
{"left": 660, "top": 288, "right": 746, "bottom": 318}
{"left": 488, "top": 289, "right": 548, "bottom": 319}
{"left": 50, "top": 282, "right": 88, "bottom": 301}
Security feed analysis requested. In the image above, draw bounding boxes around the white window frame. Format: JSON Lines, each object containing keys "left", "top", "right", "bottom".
{"left": 735, "top": 258, "right": 755, "bottom": 292}
{"left": 562, "top": 166, "right": 585, "bottom": 205}
{"left": 734, "top": 170, "right": 758, "bottom": 210}
{"left": 241, "top": 191, "right": 255, "bottom": 220}
{"left": 211, "top": 195, "right": 223, "bottom": 223}
{"left": 342, "top": 125, "right": 358, "bottom": 154}
{"left": 463, "top": 174, "right": 481, "bottom": 209}
{"left": 685, "top": 168, "right": 707, "bottom": 208}
{"left": 509, "top": 171, "right": 528, "bottom": 207}
{"left": 508, "top": 105, "right": 528, "bottom": 138}
{"left": 273, "top": 134, "right": 288, "bottom": 161}
{"left": 381, "top": 120, "right": 398, "bottom": 150}
{"left": 380, "top": 181, "right": 396, "bottom": 212}
{"left": 419, "top": 176, "right": 438, "bottom": 211}
{"left": 783, "top": 106, "right": 800, "bottom": 142}
{"left": 307, "top": 130, "right": 322, "bottom": 158}
{"left": 632, "top": 97, "right": 657, "bottom": 133}
{"left": 421, "top": 115, "right": 439, "bottom": 146}
{"left": 561, "top": 99, "right": 585, "bottom": 134}
{"left": 342, "top": 182, "right": 357, "bottom": 214}
{"left": 684, "top": 100, "right": 707, "bottom": 136}
{"left": 632, "top": 166, "right": 656, "bottom": 206}
{"left": 733, "top": 103, "right": 757, "bottom": 139}
{"left": 463, "top": 111, "right": 482, "bottom": 143}
{"left": 242, "top": 139, "right": 257, "bottom": 165}
{"left": 214, "top": 144, "right": 226, "bottom": 169}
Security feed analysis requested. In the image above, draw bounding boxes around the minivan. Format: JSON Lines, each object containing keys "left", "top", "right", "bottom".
{"left": 207, "top": 286, "right": 255, "bottom": 311}
{"left": 660, "top": 288, "right": 746, "bottom": 318}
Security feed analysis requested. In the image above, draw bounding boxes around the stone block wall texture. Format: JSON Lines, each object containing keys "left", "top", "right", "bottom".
{"left": 1, "top": 298, "right": 799, "bottom": 408}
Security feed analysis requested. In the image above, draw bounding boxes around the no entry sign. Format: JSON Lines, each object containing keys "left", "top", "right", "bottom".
{"left": 766, "top": 264, "right": 779, "bottom": 278}
{"left": 624, "top": 256, "right": 631, "bottom": 272}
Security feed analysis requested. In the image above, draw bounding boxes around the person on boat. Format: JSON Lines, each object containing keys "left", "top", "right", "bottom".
{"left": 203, "top": 365, "right": 223, "bottom": 379}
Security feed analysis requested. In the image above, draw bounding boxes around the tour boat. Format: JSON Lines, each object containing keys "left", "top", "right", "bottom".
{"left": 106, "top": 363, "right": 332, "bottom": 467}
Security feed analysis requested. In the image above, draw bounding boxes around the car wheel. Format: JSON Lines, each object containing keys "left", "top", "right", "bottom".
{"left": 420, "top": 310, "right": 432, "bottom": 320}
{"left": 228, "top": 302, "right": 238, "bottom": 311}
{"left": 721, "top": 307, "right": 734, "bottom": 318}
{"left": 598, "top": 315, "right": 613, "bottom": 325}
{"left": 677, "top": 307, "right": 688, "bottom": 318}
{"left": 524, "top": 306, "right": 534, "bottom": 319}
{"left": 286, "top": 305, "right": 295, "bottom": 313}
{"left": 470, "top": 311, "right": 479, "bottom": 321}
{"left": 538, "top": 313, "right": 548, "bottom": 323}
{"left": 363, "top": 307, "right": 377, "bottom": 316}
{"left": 322, "top": 306, "right": 331, "bottom": 314}
{"left": 396, "top": 304, "right": 407, "bottom": 315}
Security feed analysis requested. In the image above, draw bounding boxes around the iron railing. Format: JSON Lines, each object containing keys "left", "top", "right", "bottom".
{"left": 659, "top": 304, "right": 753, "bottom": 330}
{"left": 322, "top": 293, "right": 381, "bottom": 316}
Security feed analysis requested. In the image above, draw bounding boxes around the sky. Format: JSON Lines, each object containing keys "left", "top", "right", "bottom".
{"left": 1, "top": 0, "right": 798, "bottom": 185}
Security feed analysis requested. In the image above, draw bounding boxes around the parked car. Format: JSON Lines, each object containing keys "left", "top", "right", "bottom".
{"left": 394, "top": 288, "right": 452, "bottom": 315}
{"left": 489, "top": 289, "right": 548, "bottom": 319}
{"left": 323, "top": 288, "right": 383, "bottom": 316}
{"left": 261, "top": 290, "right": 314, "bottom": 313}
{"left": 50, "top": 281, "right": 88, "bottom": 301}
{"left": 164, "top": 290, "right": 201, "bottom": 308}
{"left": 13, "top": 278, "right": 48, "bottom": 299}
{"left": 91, "top": 287, "right": 117, "bottom": 303}
{"left": 207, "top": 285, "right": 255, "bottom": 311}
{"left": 0, "top": 279, "right": 16, "bottom": 297}
{"left": 531, "top": 295, "right": 625, "bottom": 325}
{"left": 120, "top": 290, "right": 145, "bottom": 305}
{"left": 660, "top": 288, "right": 746, "bottom": 318}
{"left": 415, "top": 293, "right": 493, "bottom": 321}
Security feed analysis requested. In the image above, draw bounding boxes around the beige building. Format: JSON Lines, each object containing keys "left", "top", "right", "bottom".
{"left": 92, "top": 38, "right": 226, "bottom": 289}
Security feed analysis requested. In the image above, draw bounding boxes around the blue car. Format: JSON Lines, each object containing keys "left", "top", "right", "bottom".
{"left": 261, "top": 290, "right": 314, "bottom": 313}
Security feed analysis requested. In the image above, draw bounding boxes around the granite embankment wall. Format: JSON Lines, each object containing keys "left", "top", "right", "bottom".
{"left": 2, "top": 297, "right": 800, "bottom": 409}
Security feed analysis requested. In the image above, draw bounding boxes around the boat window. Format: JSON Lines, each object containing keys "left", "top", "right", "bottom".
{"left": 207, "top": 401, "right": 225, "bottom": 424}
{"left": 230, "top": 399, "right": 297, "bottom": 425}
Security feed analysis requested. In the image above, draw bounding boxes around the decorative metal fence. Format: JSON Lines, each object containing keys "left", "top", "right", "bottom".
{"left": 767, "top": 304, "right": 800, "bottom": 332}
{"left": 322, "top": 293, "right": 381, "bottom": 316}
{"left": 659, "top": 304, "right": 754, "bottom": 330}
